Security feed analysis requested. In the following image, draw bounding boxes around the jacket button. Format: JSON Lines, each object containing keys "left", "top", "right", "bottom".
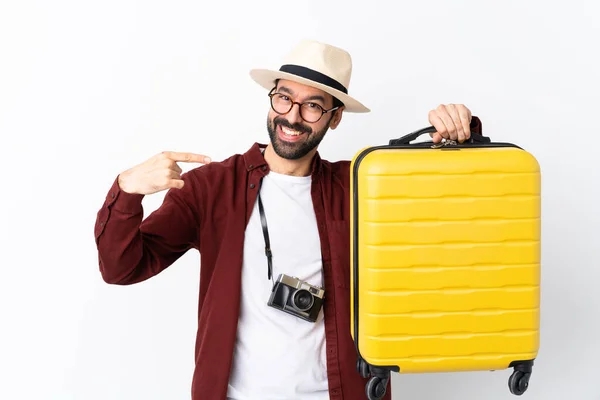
{"left": 261, "top": 166, "right": 267, "bottom": 171}
{"left": 250, "top": 183, "right": 255, "bottom": 189}
{"left": 249, "top": 164, "right": 254, "bottom": 169}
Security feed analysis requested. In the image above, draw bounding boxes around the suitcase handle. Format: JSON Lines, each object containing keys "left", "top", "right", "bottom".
{"left": 389, "top": 126, "right": 491, "bottom": 146}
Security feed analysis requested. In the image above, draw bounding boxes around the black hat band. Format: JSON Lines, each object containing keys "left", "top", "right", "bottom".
{"left": 279, "top": 64, "right": 348, "bottom": 94}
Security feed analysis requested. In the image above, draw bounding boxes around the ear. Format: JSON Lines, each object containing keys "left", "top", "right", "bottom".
{"left": 329, "top": 107, "right": 344, "bottom": 130}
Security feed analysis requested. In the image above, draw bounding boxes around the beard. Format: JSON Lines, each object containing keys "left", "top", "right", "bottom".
{"left": 267, "top": 115, "right": 331, "bottom": 160}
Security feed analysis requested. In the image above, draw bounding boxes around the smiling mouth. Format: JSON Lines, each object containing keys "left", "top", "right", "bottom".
{"left": 277, "top": 123, "right": 309, "bottom": 142}
{"left": 281, "top": 126, "right": 304, "bottom": 136}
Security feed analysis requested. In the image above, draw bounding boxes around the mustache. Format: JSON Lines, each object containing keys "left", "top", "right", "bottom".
{"left": 274, "top": 117, "right": 312, "bottom": 135}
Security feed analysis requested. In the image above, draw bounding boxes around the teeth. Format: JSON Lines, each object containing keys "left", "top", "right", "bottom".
{"left": 282, "top": 126, "right": 302, "bottom": 136}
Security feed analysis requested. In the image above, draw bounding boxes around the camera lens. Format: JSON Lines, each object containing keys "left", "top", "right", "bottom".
{"left": 293, "top": 289, "right": 314, "bottom": 311}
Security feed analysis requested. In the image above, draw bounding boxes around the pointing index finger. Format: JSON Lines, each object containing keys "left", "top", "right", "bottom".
{"left": 163, "top": 151, "right": 211, "bottom": 164}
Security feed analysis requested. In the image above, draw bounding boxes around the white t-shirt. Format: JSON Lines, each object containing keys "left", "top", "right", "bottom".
{"left": 226, "top": 170, "right": 329, "bottom": 400}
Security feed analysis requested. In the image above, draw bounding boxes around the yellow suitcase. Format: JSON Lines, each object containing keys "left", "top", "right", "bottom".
{"left": 350, "top": 126, "right": 541, "bottom": 399}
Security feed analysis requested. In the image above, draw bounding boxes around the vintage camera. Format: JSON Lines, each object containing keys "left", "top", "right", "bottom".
{"left": 267, "top": 274, "right": 325, "bottom": 323}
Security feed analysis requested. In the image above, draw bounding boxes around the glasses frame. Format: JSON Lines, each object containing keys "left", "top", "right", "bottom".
{"left": 268, "top": 87, "right": 340, "bottom": 123}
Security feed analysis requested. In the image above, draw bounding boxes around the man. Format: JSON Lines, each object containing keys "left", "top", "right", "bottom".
{"left": 94, "top": 40, "right": 481, "bottom": 400}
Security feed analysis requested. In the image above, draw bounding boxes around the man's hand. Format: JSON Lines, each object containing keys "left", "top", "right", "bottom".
{"left": 118, "top": 151, "right": 212, "bottom": 195}
{"left": 428, "top": 104, "right": 473, "bottom": 143}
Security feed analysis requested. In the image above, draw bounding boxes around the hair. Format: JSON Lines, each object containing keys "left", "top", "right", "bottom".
{"left": 332, "top": 96, "right": 344, "bottom": 109}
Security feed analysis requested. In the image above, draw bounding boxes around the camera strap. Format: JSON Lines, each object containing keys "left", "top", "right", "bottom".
{"left": 257, "top": 178, "right": 274, "bottom": 284}
{"left": 256, "top": 175, "right": 326, "bottom": 293}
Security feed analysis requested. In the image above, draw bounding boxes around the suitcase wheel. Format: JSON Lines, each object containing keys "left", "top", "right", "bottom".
{"left": 356, "top": 358, "right": 370, "bottom": 379}
{"left": 366, "top": 376, "right": 387, "bottom": 400}
{"left": 508, "top": 359, "right": 534, "bottom": 396}
{"left": 508, "top": 370, "right": 531, "bottom": 396}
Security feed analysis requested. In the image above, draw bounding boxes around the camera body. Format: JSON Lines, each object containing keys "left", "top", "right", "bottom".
{"left": 267, "top": 274, "right": 325, "bottom": 323}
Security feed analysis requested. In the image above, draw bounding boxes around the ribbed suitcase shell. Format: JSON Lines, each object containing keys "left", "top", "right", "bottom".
{"left": 350, "top": 144, "right": 541, "bottom": 375}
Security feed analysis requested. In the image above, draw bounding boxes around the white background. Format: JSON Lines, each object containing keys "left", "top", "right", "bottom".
{"left": 1, "top": 0, "right": 598, "bottom": 399}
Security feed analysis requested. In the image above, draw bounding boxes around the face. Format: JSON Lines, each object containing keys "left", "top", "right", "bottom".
{"left": 267, "top": 79, "right": 343, "bottom": 160}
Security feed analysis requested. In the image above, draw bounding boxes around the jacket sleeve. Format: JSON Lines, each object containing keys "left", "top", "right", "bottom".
{"left": 93, "top": 171, "right": 201, "bottom": 285}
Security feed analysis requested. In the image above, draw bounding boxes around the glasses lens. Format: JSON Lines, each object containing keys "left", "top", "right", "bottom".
{"left": 271, "top": 94, "right": 292, "bottom": 114}
{"left": 300, "top": 104, "right": 324, "bottom": 123}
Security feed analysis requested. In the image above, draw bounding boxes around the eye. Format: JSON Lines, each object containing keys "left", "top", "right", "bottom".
{"left": 277, "top": 94, "right": 290, "bottom": 101}
{"left": 306, "top": 102, "right": 322, "bottom": 109}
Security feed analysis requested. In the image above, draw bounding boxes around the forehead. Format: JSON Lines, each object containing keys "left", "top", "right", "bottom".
{"left": 276, "top": 79, "right": 331, "bottom": 101}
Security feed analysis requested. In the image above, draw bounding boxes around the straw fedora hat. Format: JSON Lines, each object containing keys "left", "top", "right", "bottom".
{"left": 250, "top": 40, "right": 370, "bottom": 113}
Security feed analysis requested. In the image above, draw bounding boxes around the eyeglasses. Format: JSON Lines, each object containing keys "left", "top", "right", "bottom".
{"left": 268, "top": 88, "right": 340, "bottom": 123}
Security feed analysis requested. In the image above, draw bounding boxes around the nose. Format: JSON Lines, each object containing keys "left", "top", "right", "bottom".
{"left": 286, "top": 103, "right": 303, "bottom": 125}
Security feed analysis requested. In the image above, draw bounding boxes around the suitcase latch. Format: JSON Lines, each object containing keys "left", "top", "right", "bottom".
{"left": 431, "top": 139, "right": 457, "bottom": 148}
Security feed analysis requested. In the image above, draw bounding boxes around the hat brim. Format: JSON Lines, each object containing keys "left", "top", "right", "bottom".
{"left": 249, "top": 69, "right": 370, "bottom": 113}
